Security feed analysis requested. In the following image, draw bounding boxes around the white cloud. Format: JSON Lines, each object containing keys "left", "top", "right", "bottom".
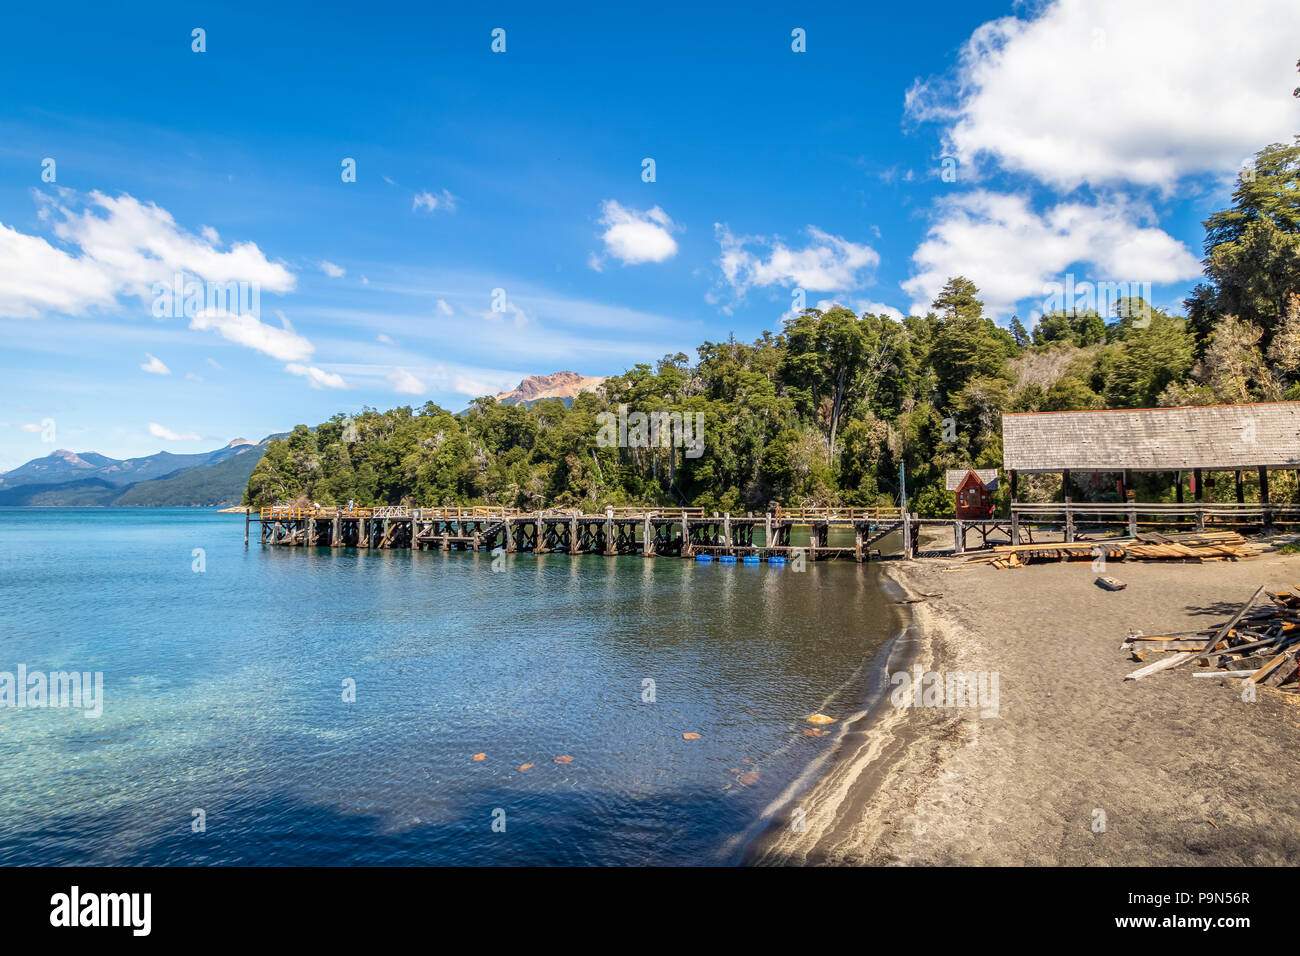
{"left": 189, "top": 308, "right": 314, "bottom": 361}
{"left": 51, "top": 191, "right": 295, "bottom": 299}
{"left": 321, "top": 359, "right": 519, "bottom": 399}
{"left": 858, "top": 301, "right": 906, "bottom": 322}
{"left": 387, "top": 368, "right": 426, "bottom": 395}
{"left": 596, "top": 201, "right": 679, "bottom": 266}
{"left": 376, "top": 333, "right": 395, "bottom": 344}
{"left": 413, "top": 189, "right": 456, "bottom": 214}
{"left": 320, "top": 260, "right": 345, "bottom": 278}
{"left": 435, "top": 298, "right": 453, "bottom": 316}
{"left": 285, "top": 363, "right": 347, "bottom": 389}
{"left": 480, "top": 300, "right": 530, "bottom": 329}
{"left": 0, "top": 190, "right": 294, "bottom": 319}
{"left": 186, "top": 372, "right": 204, "bottom": 382}
{"left": 149, "top": 422, "right": 201, "bottom": 441}
{"left": 305, "top": 270, "right": 703, "bottom": 367}
{"left": 906, "top": 0, "right": 1300, "bottom": 191}
{"left": 140, "top": 352, "right": 171, "bottom": 375}
{"left": 808, "top": 297, "right": 905, "bottom": 322}
{"left": 716, "top": 224, "right": 879, "bottom": 296}
{"left": 452, "top": 374, "right": 498, "bottom": 397}
{"left": 16, "top": 423, "right": 42, "bottom": 433}
{"left": 901, "top": 191, "right": 1200, "bottom": 316}
{"left": 0, "top": 221, "right": 118, "bottom": 318}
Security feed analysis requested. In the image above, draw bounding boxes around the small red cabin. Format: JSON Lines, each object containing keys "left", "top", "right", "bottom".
{"left": 946, "top": 468, "right": 998, "bottom": 519}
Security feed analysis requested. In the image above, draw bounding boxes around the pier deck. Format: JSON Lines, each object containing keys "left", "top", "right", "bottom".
{"left": 250, "top": 505, "right": 914, "bottom": 561}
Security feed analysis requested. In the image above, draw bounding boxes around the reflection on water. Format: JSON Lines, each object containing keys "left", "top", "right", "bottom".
{"left": 0, "top": 508, "right": 898, "bottom": 865}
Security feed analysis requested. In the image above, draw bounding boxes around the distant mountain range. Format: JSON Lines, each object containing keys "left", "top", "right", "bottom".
{"left": 1, "top": 371, "right": 604, "bottom": 506}
{"left": 0, "top": 438, "right": 272, "bottom": 507}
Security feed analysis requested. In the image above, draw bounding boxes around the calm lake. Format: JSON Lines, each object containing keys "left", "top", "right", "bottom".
{"left": 0, "top": 508, "right": 899, "bottom": 865}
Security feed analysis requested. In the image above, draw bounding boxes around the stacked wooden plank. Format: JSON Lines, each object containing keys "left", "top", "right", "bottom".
{"left": 1124, "top": 530, "right": 1263, "bottom": 562}
{"left": 968, "top": 530, "right": 1262, "bottom": 569}
{"left": 1121, "top": 584, "right": 1300, "bottom": 688}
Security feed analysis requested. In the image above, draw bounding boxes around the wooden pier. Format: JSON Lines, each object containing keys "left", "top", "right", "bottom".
{"left": 245, "top": 499, "right": 1298, "bottom": 562}
{"left": 250, "top": 505, "right": 919, "bottom": 562}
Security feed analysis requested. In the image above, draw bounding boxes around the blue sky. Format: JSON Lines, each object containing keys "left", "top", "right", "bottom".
{"left": 1, "top": 0, "right": 1297, "bottom": 468}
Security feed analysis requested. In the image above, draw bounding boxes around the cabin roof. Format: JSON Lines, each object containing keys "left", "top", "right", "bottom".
{"left": 945, "top": 468, "right": 999, "bottom": 491}
{"left": 1002, "top": 402, "right": 1300, "bottom": 473}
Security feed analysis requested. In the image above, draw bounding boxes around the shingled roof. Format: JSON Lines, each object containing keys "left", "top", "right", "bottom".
{"left": 945, "top": 469, "right": 999, "bottom": 491}
{"left": 1002, "top": 403, "right": 1300, "bottom": 473}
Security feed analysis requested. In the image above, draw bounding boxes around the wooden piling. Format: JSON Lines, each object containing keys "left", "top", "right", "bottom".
{"left": 1259, "top": 466, "right": 1272, "bottom": 532}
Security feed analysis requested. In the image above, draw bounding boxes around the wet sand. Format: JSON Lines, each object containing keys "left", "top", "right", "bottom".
{"left": 754, "top": 548, "right": 1300, "bottom": 865}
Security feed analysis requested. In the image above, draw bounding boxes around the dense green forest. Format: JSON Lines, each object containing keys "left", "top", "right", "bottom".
{"left": 245, "top": 139, "right": 1300, "bottom": 516}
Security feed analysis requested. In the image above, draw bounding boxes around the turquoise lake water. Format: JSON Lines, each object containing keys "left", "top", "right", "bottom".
{"left": 0, "top": 508, "right": 898, "bottom": 865}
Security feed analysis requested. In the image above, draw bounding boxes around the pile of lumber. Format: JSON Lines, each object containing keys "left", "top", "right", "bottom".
{"left": 1126, "top": 530, "right": 1265, "bottom": 560}
{"left": 968, "top": 531, "right": 1262, "bottom": 569}
{"left": 1121, "top": 584, "right": 1299, "bottom": 688}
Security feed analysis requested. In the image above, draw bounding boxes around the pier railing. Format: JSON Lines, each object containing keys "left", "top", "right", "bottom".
{"left": 1010, "top": 500, "right": 1300, "bottom": 541}
{"left": 772, "top": 506, "right": 903, "bottom": 521}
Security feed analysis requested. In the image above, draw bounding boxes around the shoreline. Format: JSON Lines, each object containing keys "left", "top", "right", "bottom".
{"left": 753, "top": 549, "right": 1300, "bottom": 866}
{"left": 725, "top": 563, "right": 910, "bottom": 864}
{"left": 746, "top": 560, "right": 956, "bottom": 865}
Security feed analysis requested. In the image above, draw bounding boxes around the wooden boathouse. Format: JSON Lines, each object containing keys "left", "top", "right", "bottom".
{"left": 1003, "top": 402, "right": 1300, "bottom": 543}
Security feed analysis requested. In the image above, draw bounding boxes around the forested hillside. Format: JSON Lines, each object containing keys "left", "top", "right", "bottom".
{"left": 244, "top": 140, "right": 1300, "bottom": 516}
{"left": 113, "top": 443, "right": 267, "bottom": 507}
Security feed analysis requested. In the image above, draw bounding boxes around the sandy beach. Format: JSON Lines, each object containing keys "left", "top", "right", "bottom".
{"left": 754, "top": 545, "right": 1300, "bottom": 866}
